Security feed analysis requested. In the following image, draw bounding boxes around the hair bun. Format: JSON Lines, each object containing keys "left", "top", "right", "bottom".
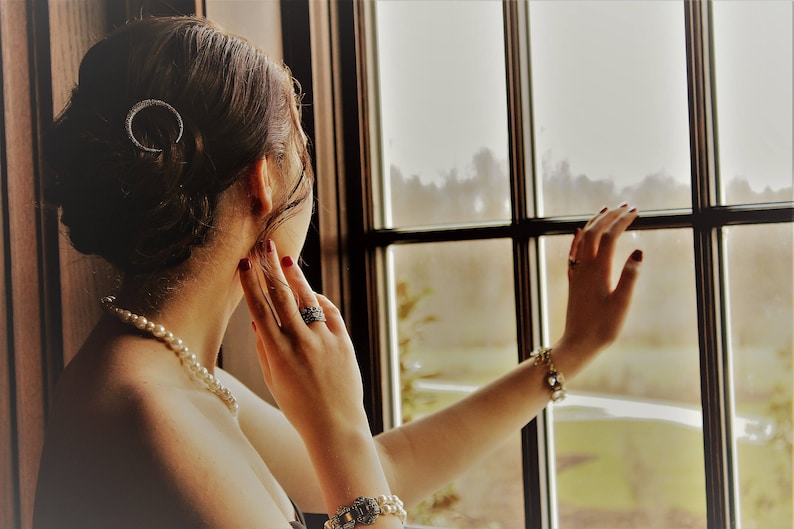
{"left": 45, "top": 16, "right": 312, "bottom": 276}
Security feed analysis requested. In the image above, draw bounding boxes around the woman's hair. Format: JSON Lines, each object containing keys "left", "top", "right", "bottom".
{"left": 45, "top": 16, "right": 313, "bottom": 275}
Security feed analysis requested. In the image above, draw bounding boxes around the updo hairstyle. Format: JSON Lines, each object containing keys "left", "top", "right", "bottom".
{"left": 45, "top": 16, "right": 313, "bottom": 275}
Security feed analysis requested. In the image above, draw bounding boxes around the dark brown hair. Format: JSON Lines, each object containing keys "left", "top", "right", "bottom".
{"left": 45, "top": 16, "right": 313, "bottom": 275}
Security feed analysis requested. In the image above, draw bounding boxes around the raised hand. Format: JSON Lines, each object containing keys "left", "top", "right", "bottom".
{"left": 238, "top": 240, "right": 368, "bottom": 441}
{"left": 239, "top": 241, "right": 401, "bottom": 517}
{"left": 555, "top": 204, "right": 642, "bottom": 374}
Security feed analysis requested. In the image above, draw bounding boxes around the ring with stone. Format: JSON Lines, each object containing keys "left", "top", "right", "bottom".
{"left": 300, "top": 305, "right": 326, "bottom": 324}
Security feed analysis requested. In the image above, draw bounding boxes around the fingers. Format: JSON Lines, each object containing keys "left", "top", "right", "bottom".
{"left": 578, "top": 206, "right": 623, "bottom": 261}
{"left": 613, "top": 249, "right": 643, "bottom": 315}
{"left": 239, "top": 252, "right": 282, "bottom": 343}
{"left": 568, "top": 227, "right": 583, "bottom": 281}
{"left": 316, "top": 294, "right": 346, "bottom": 335}
{"left": 252, "top": 326, "right": 272, "bottom": 383}
{"left": 280, "top": 255, "right": 322, "bottom": 317}
{"left": 596, "top": 206, "right": 638, "bottom": 268}
{"left": 260, "top": 242, "right": 306, "bottom": 332}
{"left": 239, "top": 239, "right": 329, "bottom": 336}
{"left": 578, "top": 204, "right": 638, "bottom": 265}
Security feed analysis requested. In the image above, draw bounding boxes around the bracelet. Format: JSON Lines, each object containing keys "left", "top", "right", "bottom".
{"left": 324, "top": 495, "right": 406, "bottom": 529}
{"left": 529, "top": 347, "right": 567, "bottom": 403}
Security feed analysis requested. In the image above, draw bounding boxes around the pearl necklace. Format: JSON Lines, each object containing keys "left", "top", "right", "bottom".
{"left": 100, "top": 296, "right": 238, "bottom": 416}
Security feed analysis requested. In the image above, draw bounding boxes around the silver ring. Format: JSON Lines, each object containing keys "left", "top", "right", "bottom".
{"left": 568, "top": 257, "right": 579, "bottom": 269}
{"left": 125, "top": 99, "right": 184, "bottom": 153}
{"left": 300, "top": 306, "right": 326, "bottom": 324}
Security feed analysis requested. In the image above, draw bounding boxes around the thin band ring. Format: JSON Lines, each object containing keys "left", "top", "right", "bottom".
{"left": 300, "top": 306, "right": 326, "bottom": 325}
{"left": 125, "top": 99, "right": 184, "bottom": 153}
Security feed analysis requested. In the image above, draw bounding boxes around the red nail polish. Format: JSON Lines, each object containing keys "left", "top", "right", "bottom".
{"left": 238, "top": 258, "right": 251, "bottom": 271}
{"left": 251, "top": 321, "right": 256, "bottom": 331}
{"left": 629, "top": 206, "right": 637, "bottom": 213}
{"left": 282, "top": 255, "right": 294, "bottom": 267}
{"left": 631, "top": 249, "right": 643, "bottom": 262}
{"left": 619, "top": 202, "right": 628, "bottom": 208}
{"left": 599, "top": 206, "right": 608, "bottom": 213}
{"left": 266, "top": 239, "right": 274, "bottom": 253}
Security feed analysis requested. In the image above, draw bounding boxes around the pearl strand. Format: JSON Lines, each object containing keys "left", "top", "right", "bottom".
{"left": 100, "top": 296, "right": 238, "bottom": 417}
{"left": 377, "top": 495, "right": 407, "bottom": 522}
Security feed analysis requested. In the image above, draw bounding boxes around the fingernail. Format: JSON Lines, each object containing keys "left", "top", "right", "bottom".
{"left": 618, "top": 202, "right": 628, "bottom": 208}
{"left": 629, "top": 206, "right": 637, "bottom": 213}
{"left": 238, "top": 258, "right": 251, "bottom": 271}
{"left": 266, "top": 239, "right": 274, "bottom": 253}
{"left": 282, "top": 255, "right": 294, "bottom": 267}
{"left": 251, "top": 321, "right": 256, "bottom": 331}
{"left": 599, "top": 206, "right": 608, "bottom": 213}
{"left": 631, "top": 249, "right": 643, "bottom": 262}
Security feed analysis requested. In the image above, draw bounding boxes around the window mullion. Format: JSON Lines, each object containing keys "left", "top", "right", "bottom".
{"left": 329, "top": 0, "right": 386, "bottom": 433}
{"left": 684, "top": 1, "right": 735, "bottom": 528}
{"left": 504, "top": 1, "right": 548, "bottom": 528}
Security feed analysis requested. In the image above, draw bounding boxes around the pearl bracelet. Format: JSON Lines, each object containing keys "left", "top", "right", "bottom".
{"left": 324, "top": 495, "right": 406, "bottom": 529}
{"left": 529, "top": 347, "right": 568, "bottom": 402}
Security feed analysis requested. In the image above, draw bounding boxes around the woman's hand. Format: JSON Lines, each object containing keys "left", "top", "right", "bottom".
{"left": 239, "top": 241, "right": 399, "bottom": 517}
{"left": 238, "top": 240, "right": 368, "bottom": 442}
{"left": 555, "top": 204, "right": 642, "bottom": 373}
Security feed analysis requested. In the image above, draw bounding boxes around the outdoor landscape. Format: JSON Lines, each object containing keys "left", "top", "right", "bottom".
{"left": 387, "top": 149, "right": 793, "bottom": 529}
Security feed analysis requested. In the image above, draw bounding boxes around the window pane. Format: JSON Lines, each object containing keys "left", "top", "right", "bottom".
{"left": 373, "top": 1, "right": 511, "bottom": 228}
{"left": 712, "top": 1, "right": 794, "bottom": 205}
{"left": 529, "top": 1, "right": 691, "bottom": 216}
{"left": 541, "top": 229, "right": 707, "bottom": 528}
{"left": 387, "top": 239, "right": 522, "bottom": 528}
{"left": 724, "top": 224, "right": 793, "bottom": 529}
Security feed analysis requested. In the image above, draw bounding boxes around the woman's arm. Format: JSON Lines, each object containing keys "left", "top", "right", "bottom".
{"left": 222, "top": 351, "right": 570, "bottom": 512}
{"left": 374, "top": 205, "right": 642, "bottom": 506}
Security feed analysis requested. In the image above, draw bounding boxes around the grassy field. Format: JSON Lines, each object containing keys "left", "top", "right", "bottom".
{"left": 553, "top": 421, "right": 707, "bottom": 525}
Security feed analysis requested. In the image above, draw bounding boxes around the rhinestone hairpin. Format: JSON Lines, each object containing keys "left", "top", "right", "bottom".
{"left": 125, "top": 98, "right": 184, "bottom": 154}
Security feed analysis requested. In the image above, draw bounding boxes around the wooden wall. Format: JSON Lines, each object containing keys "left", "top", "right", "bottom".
{"left": 1, "top": 3, "right": 200, "bottom": 528}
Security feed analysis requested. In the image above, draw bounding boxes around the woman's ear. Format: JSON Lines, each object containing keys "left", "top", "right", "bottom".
{"left": 247, "top": 157, "right": 274, "bottom": 216}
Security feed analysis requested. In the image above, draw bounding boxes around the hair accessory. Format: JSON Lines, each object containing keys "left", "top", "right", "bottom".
{"left": 324, "top": 495, "right": 406, "bottom": 529}
{"left": 300, "top": 305, "right": 326, "bottom": 324}
{"left": 529, "top": 347, "right": 567, "bottom": 402}
{"left": 100, "top": 296, "right": 238, "bottom": 416}
{"left": 125, "top": 99, "right": 184, "bottom": 153}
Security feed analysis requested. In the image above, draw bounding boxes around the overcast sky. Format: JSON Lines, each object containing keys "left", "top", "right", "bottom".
{"left": 374, "top": 0, "right": 792, "bottom": 194}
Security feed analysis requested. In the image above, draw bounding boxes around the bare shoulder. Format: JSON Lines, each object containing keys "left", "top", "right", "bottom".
{"left": 34, "top": 356, "right": 291, "bottom": 529}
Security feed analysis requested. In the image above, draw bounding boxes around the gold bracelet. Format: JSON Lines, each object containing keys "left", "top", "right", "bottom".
{"left": 529, "top": 347, "right": 568, "bottom": 402}
{"left": 324, "top": 495, "right": 406, "bottom": 529}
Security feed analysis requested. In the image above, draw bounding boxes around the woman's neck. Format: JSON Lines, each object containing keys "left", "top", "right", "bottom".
{"left": 111, "top": 257, "right": 245, "bottom": 372}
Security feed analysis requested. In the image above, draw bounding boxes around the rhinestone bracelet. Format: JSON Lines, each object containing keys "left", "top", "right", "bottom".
{"left": 529, "top": 347, "right": 567, "bottom": 403}
{"left": 324, "top": 495, "right": 406, "bottom": 529}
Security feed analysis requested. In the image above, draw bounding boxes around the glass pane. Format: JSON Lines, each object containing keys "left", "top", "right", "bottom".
{"left": 542, "top": 229, "right": 707, "bottom": 528}
{"left": 724, "top": 224, "right": 793, "bottom": 529}
{"left": 388, "top": 239, "right": 522, "bottom": 528}
{"left": 529, "top": 1, "right": 691, "bottom": 216}
{"left": 373, "top": 1, "right": 511, "bottom": 228}
{"left": 712, "top": 1, "right": 794, "bottom": 204}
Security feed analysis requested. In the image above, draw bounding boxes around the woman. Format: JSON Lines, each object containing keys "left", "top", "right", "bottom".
{"left": 33, "top": 16, "right": 642, "bottom": 529}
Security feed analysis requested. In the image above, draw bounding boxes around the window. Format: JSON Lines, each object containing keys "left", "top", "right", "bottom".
{"left": 318, "top": 1, "right": 793, "bottom": 528}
